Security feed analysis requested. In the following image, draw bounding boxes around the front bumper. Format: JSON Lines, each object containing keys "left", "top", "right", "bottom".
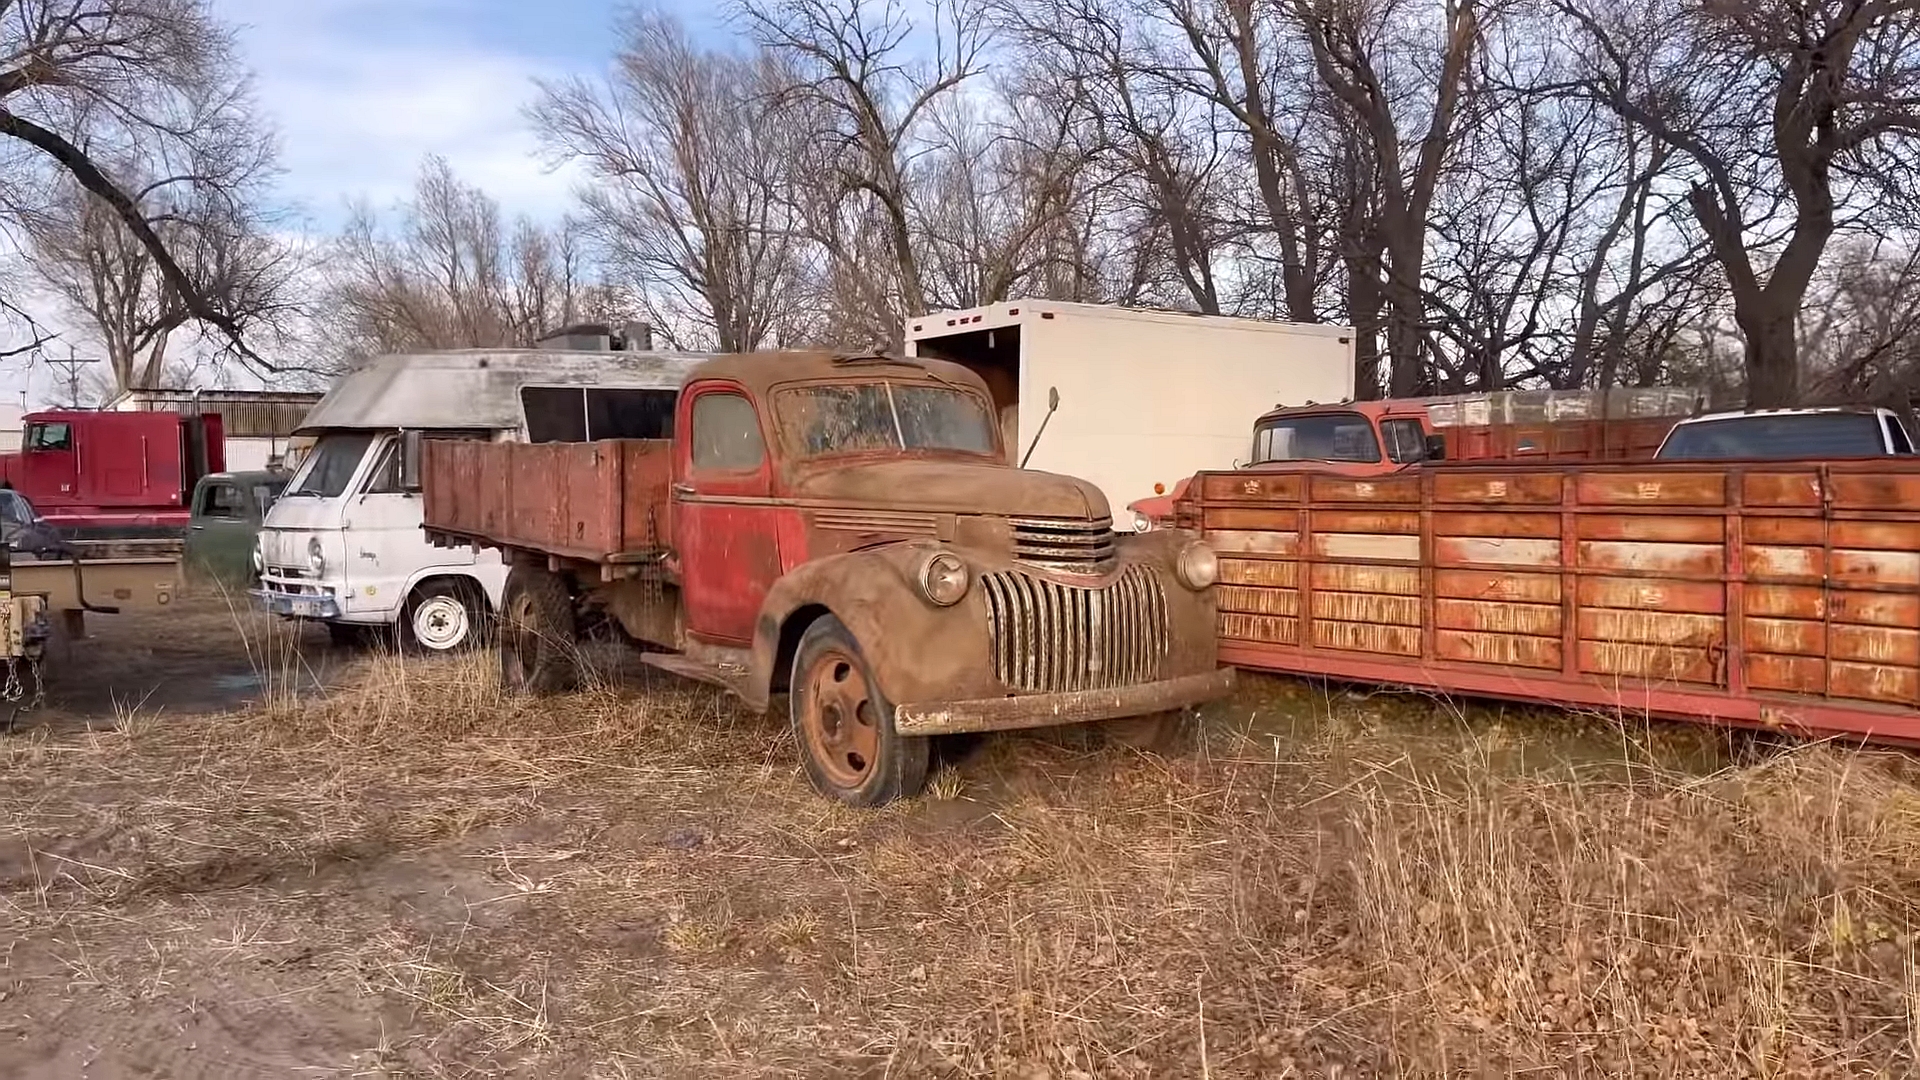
{"left": 892, "top": 667, "right": 1235, "bottom": 736}
{"left": 250, "top": 588, "right": 342, "bottom": 620}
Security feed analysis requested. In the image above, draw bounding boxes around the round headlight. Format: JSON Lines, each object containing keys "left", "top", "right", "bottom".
{"left": 917, "top": 551, "right": 970, "bottom": 606}
{"left": 1130, "top": 509, "right": 1153, "bottom": 533}
{"left": 251, "top": 539, "right": 265, "bottom": 574}
{"left": 306, "top": 536, "right": 326, "bottom": 577}
{"left": 1176, "top": 540, "right": 1218, "bottom": 590}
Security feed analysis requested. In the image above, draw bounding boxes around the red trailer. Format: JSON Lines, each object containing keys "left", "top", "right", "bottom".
{"left": 0, "top": 410, "right": 225, "bottom": 540}
{"left": 1178, "top": 458, "right": 1920, "bottom": 744}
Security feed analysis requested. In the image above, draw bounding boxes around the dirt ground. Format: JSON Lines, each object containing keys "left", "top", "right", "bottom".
{"left": 5, "top": 596, "right": 1920, "bottom": 1078}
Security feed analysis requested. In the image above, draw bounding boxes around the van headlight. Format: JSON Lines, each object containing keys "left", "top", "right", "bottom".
{"left": 252, "top": 538, "right": 265, "bottom": 575}
{"left": 1176, "top": 540, "right": 1218, "bottom": 590}
{"left": 1131, "top": 509, "right": 1153, "bottom": 532}
{"left": 916, "top": 551, "right": 970, "bottom": 606}
{"left": 306, "top": 536, "right": 326, "bottom": 578}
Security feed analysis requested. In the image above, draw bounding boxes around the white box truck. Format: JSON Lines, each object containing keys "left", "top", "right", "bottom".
{"left": 905, "top": 301, "right": 1355, "bottom": 529}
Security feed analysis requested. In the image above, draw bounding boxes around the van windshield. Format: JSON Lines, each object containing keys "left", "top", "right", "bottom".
{"left": 1657, "top": 413, "right": 1889, "bottom": 460}
{"left": 778, "top": 382, "right": 997, "bottom": 458}
{"left": 286, "top": 433, "right": 376, "bottom": 498}
{"left": 1252, "top": 412, "right": 1382, "bottom": 464}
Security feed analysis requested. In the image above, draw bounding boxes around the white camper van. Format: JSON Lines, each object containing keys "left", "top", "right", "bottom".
{"left": 253, "top": 339, "right": 706, "bottom": 649}
{"left": 905, "top": 301, "right": 1354, "bottom": 528}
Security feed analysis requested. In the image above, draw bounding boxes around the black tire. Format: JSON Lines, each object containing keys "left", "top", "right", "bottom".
{"left": 1099, "top": 711, "right": 1190, "bottom": 754}
{"left": 790, "top": 615, "right": 929, "bottom": 807}
{"left": 399, "top": 579, "right": 486, "bottom": 654}
{"left": 498, "top": 565, "right": 577, "bottom": 694}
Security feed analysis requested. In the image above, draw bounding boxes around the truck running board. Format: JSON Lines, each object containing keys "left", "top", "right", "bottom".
{"left": 641, "top": 651, "right": 754, "bottom": 699}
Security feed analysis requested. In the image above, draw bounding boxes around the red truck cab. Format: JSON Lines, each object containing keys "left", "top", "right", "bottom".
{"left": 1, "top": 410, "right": 225, "bottom": 540}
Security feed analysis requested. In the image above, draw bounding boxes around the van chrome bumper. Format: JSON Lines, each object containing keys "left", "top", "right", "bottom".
{"left": 891, "top": 667, "right": 1235, "bottom": 736}
{"left": 250, "top": 588, "right": 341, "bottom": 620}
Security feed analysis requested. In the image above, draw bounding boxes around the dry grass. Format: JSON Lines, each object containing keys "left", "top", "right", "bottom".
{"left": 4, "top": 643, "right": 1920, "bottom": 1078}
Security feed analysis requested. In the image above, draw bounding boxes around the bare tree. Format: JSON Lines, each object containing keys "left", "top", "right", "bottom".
{"left": 322, "top": 156, "right": 608, "bottom": 365}
{"left": 741, "top": 0, "right": 991, "bottom": 332}
{"left": 533, "top": 12, "right": 815, "bottom": 352}
{"left": 1556, "top": 0, "right": 1920, "bottom": 406}
{"left": 1, "top": 0, "right": 284, "bottom": 367}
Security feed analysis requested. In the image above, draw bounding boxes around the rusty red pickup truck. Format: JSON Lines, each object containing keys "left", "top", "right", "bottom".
{"left": 417, "top": 350, "right": 1233, "bottom": 805}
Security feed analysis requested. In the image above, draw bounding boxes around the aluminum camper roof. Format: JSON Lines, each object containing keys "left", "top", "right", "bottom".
{"left": 296, "top": 348, "right": 712, "bottom": 434}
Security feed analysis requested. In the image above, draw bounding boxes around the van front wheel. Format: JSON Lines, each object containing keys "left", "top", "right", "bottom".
{"left": 402, "top": 580, "right": 485, "bottom": 653}
{"left": 790, "top": 615, "right": 929, "bottom": 807}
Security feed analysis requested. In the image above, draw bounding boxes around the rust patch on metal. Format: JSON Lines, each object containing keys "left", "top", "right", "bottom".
{"left": 1830, "top": 662, "right": 1919, "bottom": 705}
{"left": 1219, "top": 558, "right": 1298, "bottom": 588}
{"left": 1742, "top": 472, "right": 1824, "bottom": 507}
{"left": 1431, "top": 472, "right": 1561, "bottom": 504}
{"left": 1217, "top": 585, "right": 1298, "bottom": 617}
{"left": 1313, "top": 532, "right": 1421, "bottom": 561}
{"left": 1576, "top": 515, "right": 1723, "bottom": 543}
{"left": 1433, "top": 512, "right": 1560, "bottom": 539}
{"left": 1436, "top": 629, "right": 1561, "bottom": 669}
{"left": 1578, "top": 576, "right": 1724, "bottom": 614}
{"left": 1314, "top": 590, "right": 1421, "bottom": 626}
{"left": 1202, "top": 472, "right": 1301, "bottom": 502}
{"left": 1576, "top": 472, "right": 1725, "bottom": 507}
{"left": 1747, "top": 545, "right": 1823, "bottom": 579}
{"left": 1220, "top": 612, "right": 1298, "bottom": 644}
{"left": 1435, "top": 536, "right": 1562, "bottom": 567}
{"left": 1435, "top": 569, "right": 1560, "bottom": 604}
{"left": 1831, "top": 549, "right": 1920, "bottom": 587}
{"left": 1434, "top": 598, "right": 1560, "bottom": 636}
{"left": 1744, "top": 516, "right": 1824, "bottom": 545}
{"left": 1830, "top": 591, "right": 1920, "bottom": 628}
{"left": 1314, "top": 619, "right": 1421, "bottom": 655}
{"left": 1830, "top": 520, "right": 1920, "bottom": 550}
{"left": 1311, "top": 475, "right": 1420, "bottom": 503}
{"left": 1579, "top": 640, "right": 1717, "bottom": 683}
{"left": 1747, "top": 654, "right": 1826, "bottom": 694}
{"left": 1314, "top": 510, "right": 1420, "bottom": 534}
{"left": 1313, "top": 563, "right": 1421, "bottom": 595}
{"left": 1208, "top": 529, "right": 1300, "bottom": 555}
{"left": 1580, "top": 608, "right": 1722, "bottom": 648}
{"left": 1577, "top": 540, "right": 1723, "bottom": 574}
{"left": 1831, "top": 625, "right": 1920, "bottom": 667}
{"left": 1205, "top": 506, "right": 1301, "bottom": 532}
{"left": 1828, "top": 473, "right": 1920, "bottom": 510}
{"left": 1743, "top": 617, "right": 1825, "bottom": 657}
{"left": 1744, "top": 584, "right": 1826, "bottom": 620}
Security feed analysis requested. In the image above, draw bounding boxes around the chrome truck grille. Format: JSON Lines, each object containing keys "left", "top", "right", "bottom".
{"left": 981, "top": 565, "right": 1170, "bottom": 693}
{"left": 1010, "top": 516, "right": 1116, "bottom": 571}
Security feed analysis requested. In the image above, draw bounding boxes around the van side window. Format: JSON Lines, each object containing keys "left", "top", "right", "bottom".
{"left": 364, "top": 443, "right": 404, "bottom": 494}
{"left": 690, "top": 393, "right": 766, "bottom": 472}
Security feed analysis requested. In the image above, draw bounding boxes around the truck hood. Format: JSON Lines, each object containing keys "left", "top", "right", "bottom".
{"left": 789, "top": 459, "right": 1112, "bottom": 521}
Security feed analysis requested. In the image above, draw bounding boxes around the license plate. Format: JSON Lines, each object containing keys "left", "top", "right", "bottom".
{"left": 285, "top": 597, "right": 327, "bottom": 618}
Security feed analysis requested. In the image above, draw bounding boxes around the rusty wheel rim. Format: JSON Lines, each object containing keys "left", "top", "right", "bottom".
{"left": 800, "top": 649, "right": 881, "bottom": 790}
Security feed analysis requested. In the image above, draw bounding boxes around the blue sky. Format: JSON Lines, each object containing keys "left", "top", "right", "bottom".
{"left": 211, "top": 0, "right": 731, "bottom": 225}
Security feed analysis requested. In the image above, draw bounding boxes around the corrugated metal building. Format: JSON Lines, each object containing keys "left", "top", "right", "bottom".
{"left": 107, "top": 388, "right": 322, "bottom": 470}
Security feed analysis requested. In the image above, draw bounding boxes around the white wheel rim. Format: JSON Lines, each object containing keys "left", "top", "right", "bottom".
{"left": 413, "top": 595, "right": 470, "bottom": 650}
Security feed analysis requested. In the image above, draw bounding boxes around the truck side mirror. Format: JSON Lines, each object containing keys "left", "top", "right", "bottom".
{"left": 1424, "top": 433, "right": 1447, "bottom": 462}
{"left": 400, "top": 430, "right": 424, "bottom": 493}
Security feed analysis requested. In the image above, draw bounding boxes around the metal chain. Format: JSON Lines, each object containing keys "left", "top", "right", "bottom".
{"left": 2, "top": 658, "right": 21, "bottom": 704}
{"left": 29, "top": 656, "right": 43, "bottom": 709}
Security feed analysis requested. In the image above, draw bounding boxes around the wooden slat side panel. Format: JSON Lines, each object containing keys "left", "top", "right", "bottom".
{"left": 1218, "top": 586, "right": 1300, "bottom": 617}
{"left": 1314, "top": 619, "right": 1421, "bottom": 655}
{"left": 1313, "top": 590, "right": 1421, "bottom": 626}
{"left": 1220, "top": 558, "right": 1298, "bottom": 588}
{"left": 619, "top": 440, "right": 674, "bottom": 551}
{"left": 1201, "top": 472, "right": 1302, "bottom": 502}
{"left": 1220, "top": 612, "right": 1298, "bottom": 645}
{"left": 1430, "top": 472, "right": 1564, "bottom": 504}
{"left": 1435, "top": 629, "right": 1562, "bottom": 669}
{"left": 1434, "top": 599, "right": 1561, "bottom": 636}
{"left": 1575, "top": 472, "right": 1726, "bottom": 507}
{"left": 1579, "top": 576, "right": 1724, "bottom": 614}
{"left": 1435, "top": 569, "right": 1561, "bottom": 604}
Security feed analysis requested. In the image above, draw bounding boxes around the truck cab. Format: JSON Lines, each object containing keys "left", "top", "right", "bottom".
{"left": 0, "top": 410, "right": 225, "bottom": 540}
{"left": 184, "top": 470, "right": 287, "bottom": 586}
{"left": 1654, "top": 407, "right": 1917, "bottom": 459}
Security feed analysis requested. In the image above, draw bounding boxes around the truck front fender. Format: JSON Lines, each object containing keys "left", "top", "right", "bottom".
{"left": 743, "top": 542, "right": 971, "bottom": 713}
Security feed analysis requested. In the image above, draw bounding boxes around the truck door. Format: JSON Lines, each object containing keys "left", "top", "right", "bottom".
{"left": 19, "top": 420, "right": 79, "bottom": 506}
{"left": 674, "top": 386, "right": 782, "bottom": 644}
{"left": 186, "top": 478, "right": 255, "bottom": 583}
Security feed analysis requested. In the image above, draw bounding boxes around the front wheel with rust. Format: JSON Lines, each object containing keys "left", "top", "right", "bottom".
{"left": 790, "top": 615, "right": 929, "bottom": 807}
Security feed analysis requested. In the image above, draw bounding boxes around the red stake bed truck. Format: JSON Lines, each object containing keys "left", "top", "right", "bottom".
{"left": 417, "top": 351, "right": 1233, "bottom": 805}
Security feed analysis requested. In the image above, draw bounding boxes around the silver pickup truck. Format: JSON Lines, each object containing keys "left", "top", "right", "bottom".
{"left": 1655, "top": 407, "right": 1917, "bottom": 460}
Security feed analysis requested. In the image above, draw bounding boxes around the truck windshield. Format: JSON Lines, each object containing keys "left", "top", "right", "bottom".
{"left": 286, "top": 433, "right": 376, "bottom": 498}
{"left": 1252, "top": 412, "right": 1382, "bottom": 464}
{"left": 1658, "top": 413, "right": 1890, "bottom": 460}
{"left": 779, "top": 382, "right": 997, "bottom": 458}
